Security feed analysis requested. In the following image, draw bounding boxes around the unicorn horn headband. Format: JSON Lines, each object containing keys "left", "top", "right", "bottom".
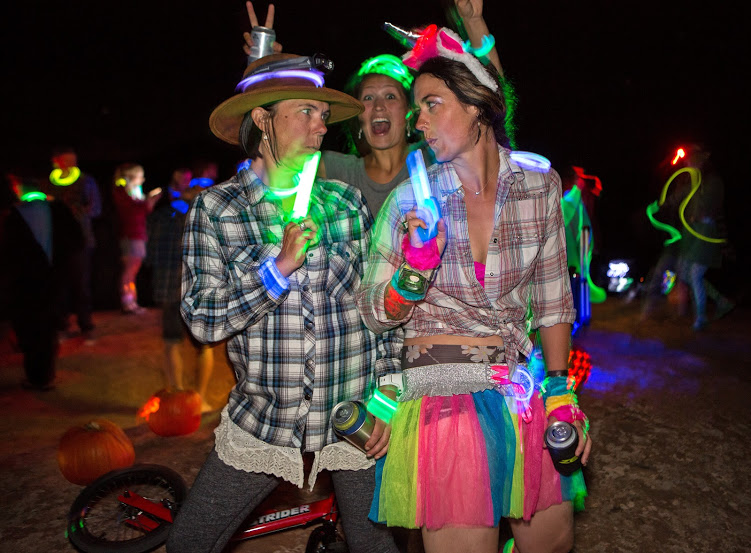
{"left": 385, "top": 23, "right": 499, "bottom": 93}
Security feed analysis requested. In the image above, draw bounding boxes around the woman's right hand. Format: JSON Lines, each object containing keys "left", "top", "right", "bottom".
{"left": 275, "top": 217, "right": 318, "bottom": 277}
{"left": 404, "top": 207, "right": 447, "bottom": 254}
{"left": 242, "top": 1, "right": 283, "bottom": 56}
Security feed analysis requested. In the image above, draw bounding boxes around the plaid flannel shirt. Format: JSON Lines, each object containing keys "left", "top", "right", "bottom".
{"left": 181, "top": 168, "right": 402, "bottom": 452}
{"left": 357, "top": 147, "right": 575, "bottom": 363}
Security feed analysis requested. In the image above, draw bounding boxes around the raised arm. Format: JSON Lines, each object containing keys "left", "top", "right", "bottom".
{"left": 453, "top": 0, "right": 503, "bottom": 76}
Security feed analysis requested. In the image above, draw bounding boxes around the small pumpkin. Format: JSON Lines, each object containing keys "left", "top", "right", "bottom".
{"left": 138, "top": 389, "right": 202, "bottom": 437}
{"left": 57, "top": 419, "right": 135, "bottom": 485}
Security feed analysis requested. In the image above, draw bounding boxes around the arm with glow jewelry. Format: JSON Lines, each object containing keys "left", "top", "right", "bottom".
{"left": 452, "top": 0, "right": 503, "bottom": 75}
{"left": 180, "top": 192, "right": 313, "bottom": 343}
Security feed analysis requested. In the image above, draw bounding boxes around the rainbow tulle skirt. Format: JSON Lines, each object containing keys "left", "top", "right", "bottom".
{"left": 370, "top": 346, "right": 586, "bottom": 530}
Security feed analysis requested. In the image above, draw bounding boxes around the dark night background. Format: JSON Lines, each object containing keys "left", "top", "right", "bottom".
{"left": 2, "top": 1, "right": 748, "bottom": 307}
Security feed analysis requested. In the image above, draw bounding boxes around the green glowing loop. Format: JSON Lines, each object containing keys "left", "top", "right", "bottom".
{"left": 366, "top": 389, "right": 397, "bottom": 424}
{"left": 462, "top": 34, "right": 495, "bottom": 58}
{"left": 20, "top": 191, "right": 46, "bottom": 202}
{"left": 646, "top": 201, "right": 683, "bottom": 246}
{"left": 49, "top": 166, "right": 81, "bottom": 186}
{"left": 357, "top": 54, "right": 414, "bottom": 90}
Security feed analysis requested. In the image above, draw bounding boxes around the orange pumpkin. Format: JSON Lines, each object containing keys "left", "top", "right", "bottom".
{"left": 57, "top": 419, "right": 135, "bottom": 485}
{"left": 138, "top": 389, "right": 202, "bottom": 437}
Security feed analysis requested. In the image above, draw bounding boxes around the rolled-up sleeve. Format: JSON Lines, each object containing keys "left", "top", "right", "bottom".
{"left": 529, "top": 170, "right": 576, "bottom": 330}
{"left": 180, "top": 194, "right": 288, "bottom": 344}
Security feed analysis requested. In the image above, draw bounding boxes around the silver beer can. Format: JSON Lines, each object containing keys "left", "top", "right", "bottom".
{"left": 545, "top": 420, "right": 582, "bottom": 476}
{"left": 248, "top": 26, "right": 276, "bottom": 62}
{"left": 332, "top": 401, "right": 374, "bottom": 452}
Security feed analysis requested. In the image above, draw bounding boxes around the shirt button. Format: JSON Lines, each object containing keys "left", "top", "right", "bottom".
{"left": 303, "top": 285, "right": 310, "bottom": 292}
{"left": 306, "top": 359, "right": 314, "bottom": 367}
{"left": 489, "top": 272, "right": 495, "bottom": 276}
{"left": 493, "top": 238, "right": 498, "bottom": 243}
{"left": 304, "top": 393, "right": 312, "bottom": 401}
{"left": 306, "top": 322, "right": 314, "bottom": 330}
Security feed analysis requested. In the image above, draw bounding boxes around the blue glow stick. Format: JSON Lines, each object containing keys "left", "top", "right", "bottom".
{"left": 291, "top": 151, "right": 321, "bottom": 220}
{"left": 406, "top": 149, "right": 441, "bottom": 241}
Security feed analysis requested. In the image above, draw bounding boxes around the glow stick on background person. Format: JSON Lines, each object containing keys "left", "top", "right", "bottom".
{"left": 291, "top": 151, "right": 321, "bottom": 220}
{"left": 406, "top": 149, "right": 441, "bottom": 241}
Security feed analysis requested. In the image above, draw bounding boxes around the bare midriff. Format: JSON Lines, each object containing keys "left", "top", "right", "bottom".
{"left": 404, "top": 334, "right": 505, "bottom": 348}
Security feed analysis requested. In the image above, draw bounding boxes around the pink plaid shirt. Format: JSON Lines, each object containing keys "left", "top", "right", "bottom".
{"left": 357, "top": 147, "right": 575, "bottom": 363}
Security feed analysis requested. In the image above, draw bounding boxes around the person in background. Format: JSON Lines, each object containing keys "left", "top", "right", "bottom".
{"left": 190, "top": 159, "right": 219, "bottom": 189}
{"left": 147, "top": 167, "right": 214, "bottom": 412}
{"left": 45, "top": 146, "right": 101, "bottom": 340}
{"left": 112, "top": 163, "right": 162, "bottom": 314}
{"left": 356, "top": 25, "right": 591, "bottom": 553}
{"left": 1, "top": 176, "right": 83, "bottom": 389}
{"left": 243, "top": 0, "right": 505, "bottom": 215}
{"left": 166, "top": 49, "right": 401, "bottom": 553}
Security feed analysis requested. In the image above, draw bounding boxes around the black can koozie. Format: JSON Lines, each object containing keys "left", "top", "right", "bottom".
{"left": 545, "top": 421, "right": 582, "bottom": 476}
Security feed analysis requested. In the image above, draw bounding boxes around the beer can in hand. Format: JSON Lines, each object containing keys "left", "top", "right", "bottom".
{"left": 545, "top": 421, "right": 582, "bottom": 476}
{"left": 332, "top": 401, "right": 374, "bottom": 452}
{"left": 248, "top": 26, "right": 276, "bottom": 62}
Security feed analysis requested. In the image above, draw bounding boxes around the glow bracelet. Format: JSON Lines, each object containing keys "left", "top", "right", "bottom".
{"left": 406, "top": 149, "right": 440, "bottom": 241}
{"left": 291, "top": 151, "right": 321, "bottom": 220}
{"left": 49, "top": 167, "right": 81, "bottom": 186}
{"left": 20, "top": 191, "right": 47, "bottom": 202}
{"left": 366, "top": 389, "right": 398, "bottom": 424}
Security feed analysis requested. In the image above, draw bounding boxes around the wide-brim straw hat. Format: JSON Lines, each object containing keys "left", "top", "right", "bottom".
{"left": 209, "top": 53, "right": 364, "bottom": 146}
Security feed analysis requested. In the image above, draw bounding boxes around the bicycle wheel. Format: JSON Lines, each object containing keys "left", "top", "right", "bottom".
{"left": 67, "top": 464, "right": 187, "bottom": 553}
{"left": 305, "top": 521, "right": 348, "bottom": 553}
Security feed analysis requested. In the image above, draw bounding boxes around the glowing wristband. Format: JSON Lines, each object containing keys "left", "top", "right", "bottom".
{"left": 366, "top": 389, "right": 398, "bottom": 423}
{"left": 49, "top": 167, "right": 81, "bottom": 186}
{"left": 20, "top": 191, "right": 46, "bottom": 202}
{"left": 291, "top": 151, "right": 321, "bottom": 220}
{"left": 402, "top": 235, "right": 441, "bottom": 270}
{"left": 391, "top": 268, "right": 428, "bottom": 301}
{"left": 259, "top": 258, "right": 289, "bottom": 300}
{"left": 541, "top": 374, "right": 573, "bottom": 397}
{"left": 462, "top": 34, "right": 495, "bottom": 58}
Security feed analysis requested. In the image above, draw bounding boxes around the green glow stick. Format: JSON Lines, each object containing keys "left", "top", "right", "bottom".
{"left": 291, "top": 151, "right": 321, "bottom": 220}
{"left": 366, "top": 389, "right": 397, "bottom": 424}
{"left": 646, "top": 201, "right": 682, "bottom": 245}
{"left": 20, "top": 191, "right": 47, "bottom": 202}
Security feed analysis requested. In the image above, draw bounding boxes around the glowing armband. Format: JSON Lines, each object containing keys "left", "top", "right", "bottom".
{"left": 366, "top": 389, "right": 398, "bottom": 424}
{"left": 291, "top": 151, "right": 321, "bottom": 220}
{"left": 406, "top": 149, "right": 441, "bottom": 241}
{"left": 462, "top": 34, "right": 495, "bottom": 58}
{"left": 509, "top": 151, "right": 551, "bottom": 172}
{"left": 237, "top": 70, "right": 325, "bottom": 92}
{"left": 190, "top": 178, "right": 214, "bottom": 188}
{"left": 20, "top": 191, "right": 47, "bottom": 202}
{"left": 259, "top": 258, "right": 289, "bottom": 300}
{"left": 49, "top": 167, "right": 81, "bottom": 186}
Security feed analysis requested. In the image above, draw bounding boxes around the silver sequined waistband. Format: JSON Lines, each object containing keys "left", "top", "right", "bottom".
{"left": 399, "top": 363, "right": 531, "bottom": 402}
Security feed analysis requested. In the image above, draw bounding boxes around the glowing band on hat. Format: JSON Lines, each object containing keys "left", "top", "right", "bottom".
{"left": 50, "top": 167, "right": 81, "bottom": 186}
{"left": 510, "top": 151, "right": 551, "bottom": 172}
{"left": 20, "top": 191, "right": 46, "bottom": 202}
{"left": 357, "top": 54, "right": 414, "bottom": 90}
{"left": 237, "top": 70, "right": 325, "bottom": 92}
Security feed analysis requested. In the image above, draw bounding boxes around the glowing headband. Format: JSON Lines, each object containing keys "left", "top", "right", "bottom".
{"left": 399, "top": 25, "right": 499, "bottom": 92}
{"left": 49, "top": 166, "right": 81, "bottom": 186}
{"left": 237, "top": 69, "right": 325, "bottom": 92}
{"left": 357, "top": 54, "right": 414, "bottom": 91}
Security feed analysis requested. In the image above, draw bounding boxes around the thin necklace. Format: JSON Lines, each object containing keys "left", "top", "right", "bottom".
{"left": 467, "top": 163, "right": 499, "bottom": 195}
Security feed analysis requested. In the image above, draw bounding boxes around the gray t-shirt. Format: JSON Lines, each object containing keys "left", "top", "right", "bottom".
{"left": 322, "top": 145, "right": 434, "bottom": 217}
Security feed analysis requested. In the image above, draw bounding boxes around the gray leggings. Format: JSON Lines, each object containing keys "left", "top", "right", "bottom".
{"left": 166, "top": 449, "right": 398, "bottom": 553}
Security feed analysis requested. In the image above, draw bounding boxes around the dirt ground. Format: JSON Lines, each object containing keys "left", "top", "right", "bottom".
{"left": 1, "top": 295, "right": 750, "bottom": 553}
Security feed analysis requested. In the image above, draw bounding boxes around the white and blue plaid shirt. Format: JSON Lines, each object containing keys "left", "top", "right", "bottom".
{"left": 181, "top": 167, "right": 402, "bottom": 452}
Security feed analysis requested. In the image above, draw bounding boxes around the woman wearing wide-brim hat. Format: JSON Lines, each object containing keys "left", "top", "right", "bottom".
{"left": 167, "top": 53, "right": 401, "bottom": 553}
